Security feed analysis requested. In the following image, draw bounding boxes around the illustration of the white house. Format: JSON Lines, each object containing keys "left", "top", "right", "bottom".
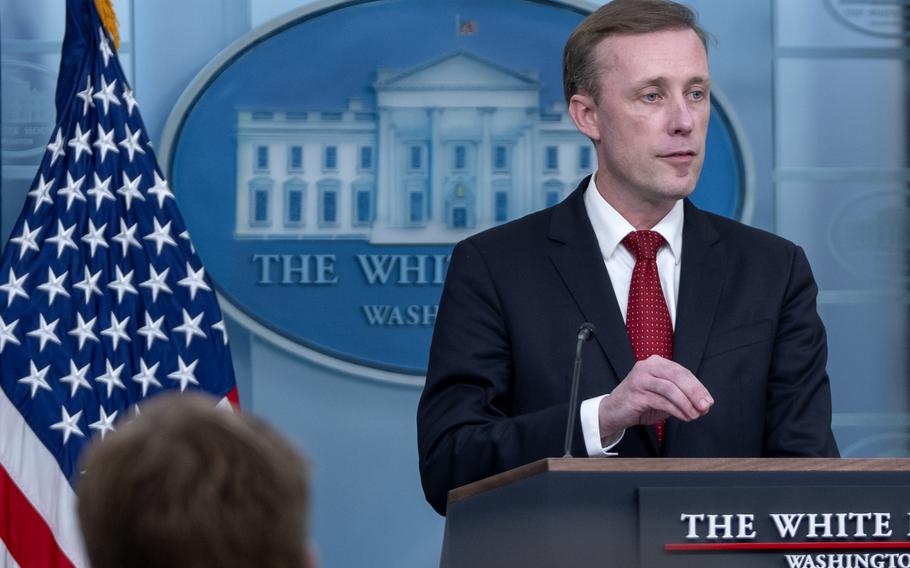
{"left": 235, "top": 50, "right": 593, "bottom": 243}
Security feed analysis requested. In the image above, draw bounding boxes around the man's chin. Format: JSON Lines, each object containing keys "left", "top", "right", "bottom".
{"left": 652, "top": 182, "right": 696, "bottom": 202}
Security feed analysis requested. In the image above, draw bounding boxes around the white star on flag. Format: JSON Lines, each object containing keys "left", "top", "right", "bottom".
{"left": 36, "top": 267, "right": 71, "bottom": 306}
{"left": 117, "top": 171, "right": 145, "bottom": 209}
{"left": 45, "top": 220, "right": 78, "bottom": 258}
{"left": 75, "top": 76, "right": 95, "bottom": 115}
{"left": 98, "top": 26, "right": 113, "bottom": 66}
{"left": 59, "top": 361, "right": 92, "bottom": 398}
{"left": 122, "top": 86, "right": 138, "bottom": 116}
{"left": 137, "top": 311, "right": 167, "bottom": 350}
{"left": 95, "top": 360, "right": 126, "bottom": 398}
{"left": 92, "top": 123, "right": 119, "bottom": 161}
{"left": 46, "top": 129, "right": 66, "bottom": 166}
{"left": 49, "top": 407, "right": 84, "bottom": 445}
{"left": 67, "top": 123, "right": 93, "bottom": 160}
{"left": 0, "top": 268, "right": 29, "bottom": 306}
{"left": 173, "top": 308, "right": 206, "bottom": 348}
{"left": 89, "top": 407, "right": 118, "bottom": 440}
{"left": 118, "top": 125, "right": 146, "bottom": 162}
{"left": 28, "top": 174, "right": 55, "bottom": 213}
{"left": 68, "top": 313, "right": 99, "bottom": 350}
{"left": 101, "top": 313, "right": 131, "bottom": 350}
{"left": 148, "top": 172, "right": 175, "bottom": 208}
{"left": 131, "top": 359, "right": 161, "bottom": 397}
{"left": 178, "top": 263, "right": 212, "bottom": 300}
{"left": 0, "top": 316, "right": 20, "bottom": 353}
{"left": 113, "top": 219, "right": 142, "bottom": 255}
{"left": 81, "top": 219, "right": 109, "bottom": 257}
{"left": 74, "top": 267, "right": 103, "bottom": 303}
{"left": 57, "top": 172, "right": 87, "bottom": 211}
{"left": 92, "top": 75, "right": 120, "bottom": 114}
{"left": 87, "top": 172, "right": 115, "bottom": 209}
{"left": 18, "top": 361, "right": 52, "bottom": 398}
{"left": 26, "top": 314, "right": 61, "bottom": 352}
{"left": 144, "top": 218, "right": 177, "bottom": 255}
{"left": 108, "top": 266, "right": 138, "bottom": 303}
{"left": 168, "top": 356, "right": 200, "bottom": 392}
{"left": 10, "top": 220, "right": 41, "bottom": 259}
{"left": 140, "top": 266, "right": 172, "bottom": 302}
{"left": 212, "top": 319, "right": 229, "bottom": 345}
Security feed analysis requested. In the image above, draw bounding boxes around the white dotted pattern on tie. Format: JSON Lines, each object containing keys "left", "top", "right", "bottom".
{"left": 622, "top": 230, "right": 673, "bottom": 446}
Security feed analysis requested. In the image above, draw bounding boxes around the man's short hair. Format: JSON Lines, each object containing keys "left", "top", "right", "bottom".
{"left": 77, "top": 392, "right": 310, "bottom": 568}
{"left": 563, "top": 0, "right": 710, "bottom": 105}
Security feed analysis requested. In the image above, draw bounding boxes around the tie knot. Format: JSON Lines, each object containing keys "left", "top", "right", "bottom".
{"left": 622, "top": 230, "right": 665, "bottom": 261}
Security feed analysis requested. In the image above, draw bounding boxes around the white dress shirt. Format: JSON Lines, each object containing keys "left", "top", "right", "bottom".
{"left": 578, "top": 176, "right": 684, "bottom": 456}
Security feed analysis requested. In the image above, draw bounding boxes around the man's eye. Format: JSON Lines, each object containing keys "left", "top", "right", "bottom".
{"left": 643, "top": 93, "right": 660, "bottom": 102}
{"left": 689, "top": 90, "right": 705, "bottom": 101}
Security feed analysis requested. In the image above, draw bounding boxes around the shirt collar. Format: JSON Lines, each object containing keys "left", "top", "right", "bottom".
{"left": 583, "top": 175, "right": 684, "bottom": 264}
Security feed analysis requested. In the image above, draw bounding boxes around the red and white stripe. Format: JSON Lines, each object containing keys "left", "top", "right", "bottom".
{"left": 0, "top": 390, "right": 85, "bottom": 568}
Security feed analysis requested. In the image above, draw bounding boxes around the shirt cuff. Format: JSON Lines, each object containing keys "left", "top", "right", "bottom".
{"left": 580, "top": 394, "right": 624, "bottom": 457}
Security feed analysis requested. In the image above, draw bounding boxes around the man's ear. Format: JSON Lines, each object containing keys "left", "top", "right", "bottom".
{"left": 568, "top": 93, "right": 601, "bottom": 142}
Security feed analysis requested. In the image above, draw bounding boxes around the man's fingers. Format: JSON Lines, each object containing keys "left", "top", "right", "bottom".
{"left": 643, "top": 356, "right": 714, "bottom": 412}
{"left": 642, "top": 379, "right": 704, "bottom": 421}
{"left": 602, "top": 358, "right": 715, "bottom": 432}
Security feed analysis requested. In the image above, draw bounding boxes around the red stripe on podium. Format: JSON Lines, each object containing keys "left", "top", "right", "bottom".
{"left": 666, "top": 541, "right": 910, "bottom": 552}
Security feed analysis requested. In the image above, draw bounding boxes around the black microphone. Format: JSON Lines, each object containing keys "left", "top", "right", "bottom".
{"left": 563, "top": 322, "right": 596, "bottom": 458}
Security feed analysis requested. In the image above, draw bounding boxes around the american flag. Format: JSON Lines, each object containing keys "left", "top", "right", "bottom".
{"left": 0, "top": 1, "right": 237, "bottom": 566}
{"left": 456, "top": 15, "right": 478, "bottom": 36}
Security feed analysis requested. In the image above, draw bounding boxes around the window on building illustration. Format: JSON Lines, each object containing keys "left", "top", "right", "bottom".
{"left": 289, "top": 146, "right": 303, "bottom": 172}
{"left": 452, "top": 207, "right": 467, "bottom": 228}
{"left": 409, "top": 191, "right": 424, "bottom": 223}
{"left": 493, "top": 145, "right": 509, "bottom": 172}
{"left": 322, "top": 190, "right": 337, "bottom": 224}
{"left": 287, "top": 190, "right": 303, "bottom": 224}
{"left": 284, "top": 180, "right": 306, "bottom": 226}
{"left": 249, "top": 178, "right": 273, "bottom": 226}
{"left": 454, "top": 145, "right": 466, "bottom": 170}
{"left": 544, "top": 180, "right": 564, "bottom": 208}
{"left": 545, "top": 146, "right": 558, "bottom": 170}
{"left": 410, "top": 145, "right": 423, "bottom": 171}
{"left": 252, "top": 111, "right": 273, "bottom": 120}
{"left": 579, "top": 146, "right": 591, "bottom": 171}
{"left": 494, "top": 192, "right": 508, "bottom": 222}
{"left": 255, "top": 146, "right": 269, "bottom": 171}
{"left": 360, "top": 146, "right": 373, "bottom": 171}
{"left": 324, "top": 146, "right": 338, "bottom": 171}
{"left": 356, "top": 189, "right": 371, "bottom": 224}
{"left": 255, "top": 190, "right": 269, "bottom": 222}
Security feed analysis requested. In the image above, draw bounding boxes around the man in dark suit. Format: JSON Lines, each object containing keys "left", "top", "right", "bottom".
{"left": 417, "top": 0, "right": 839, "bottom": 516}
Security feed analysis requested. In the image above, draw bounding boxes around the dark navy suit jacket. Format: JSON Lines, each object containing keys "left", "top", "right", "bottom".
{"left": 417, "top": 179, "right": 839, "bottom": 515}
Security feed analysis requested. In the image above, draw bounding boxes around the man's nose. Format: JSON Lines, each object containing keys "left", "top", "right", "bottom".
{"left": 667, "top": 96, "right": 695, "bottom": 135}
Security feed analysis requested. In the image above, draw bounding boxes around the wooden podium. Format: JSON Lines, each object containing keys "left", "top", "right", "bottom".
{"left": 441, "top": 458, "right": 910, "bottom": 568}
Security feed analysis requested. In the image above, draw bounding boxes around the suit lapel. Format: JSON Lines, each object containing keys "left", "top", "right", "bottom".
{"left": 546, "top": 180, "right": 637, "bottom": 389}
{"left": 666, "top": 200, "right": 725, "bottom": 448}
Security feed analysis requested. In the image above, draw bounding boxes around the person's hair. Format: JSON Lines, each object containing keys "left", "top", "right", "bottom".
{"left": 563, "top": 0, "right": 710, "bottom": 105}
{"left": 77, "top": 392, "right": 311, "bottom": 568}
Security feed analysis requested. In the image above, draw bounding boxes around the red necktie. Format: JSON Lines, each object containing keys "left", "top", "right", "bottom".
{"left": 622, "top": 230, "right": 673, "bottom": 447}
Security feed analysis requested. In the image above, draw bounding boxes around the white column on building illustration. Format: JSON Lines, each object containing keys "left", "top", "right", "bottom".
{"left": 377, "top": 108, "right": 394, "bottom": 228}
{"left": 236, "top": 137, "right": 247, "bottom": 233}
{"left": 478, "top": 107, "right": 494, "bottom": 226}
{"left": 514, "top": 127, "right": 529, "bottom": 217}
{"left": 429, "top": 107, "right": 444, "bottom": 229}
{"left": 527, "top": 108, "right": 541, "bottom": 214}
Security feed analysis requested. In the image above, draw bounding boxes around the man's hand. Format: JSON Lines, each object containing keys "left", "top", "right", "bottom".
{"left": 599, "top": 355, "right": 713, "bottom": 443}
